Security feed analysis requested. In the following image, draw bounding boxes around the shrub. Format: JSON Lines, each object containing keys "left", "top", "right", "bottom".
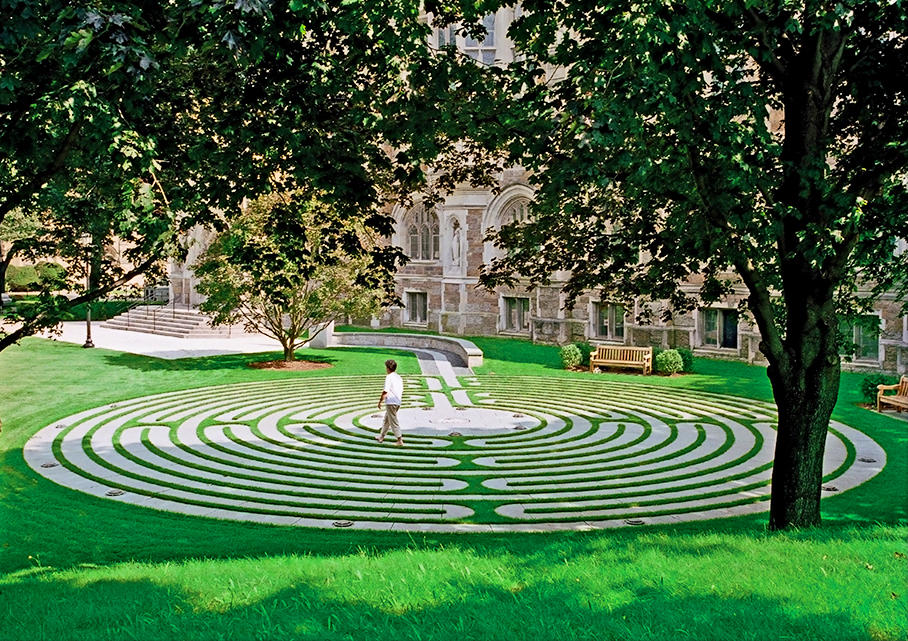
{"left": 6, "top": 262, "right": 65, "bottom": 291}
{"left": 560, "top": 343, "right": 582, "bottom": 369}
{"left": 677, "top": 348, "right": 695, "bottom": 373}
{"left": 655, "top": 348, "right": 683, "bottom": 374}
{"left": 573, "top": 341, "right": 593, "bottom": 366}
{"left": 859, "top": 373, "right": 898, "bottom": 404}
{"left": 6, "top": 265, "right": 39, "bottom": 291}
{"left": 35, "top": 261, "right": 65, "bottom": 286}
{"left": 63, "top": 300, "right": 136, "bottom": 322}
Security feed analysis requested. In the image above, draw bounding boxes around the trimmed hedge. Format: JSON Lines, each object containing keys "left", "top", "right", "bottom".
{"left": 62, "top": 300, "right": 138, "bottom": 322}
{"left": 573, "top": 341, "right": 593, "bottom": 366}
{"left": 677, "top": 348, "right": 695, "bottom": 373}
{"left": 859, "top": 373, "right": 898, "bottom": 404}
{"left": 6, "top": 262, "right": 65, "bottom": 291}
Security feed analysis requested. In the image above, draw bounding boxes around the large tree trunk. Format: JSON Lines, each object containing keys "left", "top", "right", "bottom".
{"left": 766, "top": 356, "right": 840, "bottom": 529}
{"left": 764, "top": 293, "right": 842, "bottom": 530}
{"left": 0, "top": 255, "right": 9, "bottom": 308}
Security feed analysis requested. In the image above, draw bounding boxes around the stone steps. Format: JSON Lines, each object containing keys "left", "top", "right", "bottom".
{"left": 102, "top": 305, "right": 238, "bottom": 338}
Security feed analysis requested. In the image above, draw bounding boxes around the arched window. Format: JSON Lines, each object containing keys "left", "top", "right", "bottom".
{"left": 501, "top": 198, "right": 531, "bottom": 226}
{"left": 405, "top": 204, "right": 440, "bottom": 261}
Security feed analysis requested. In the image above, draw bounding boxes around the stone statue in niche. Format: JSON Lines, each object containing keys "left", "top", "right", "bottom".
{"left": 451, "top": 220, "right": 462, "bottom": 268}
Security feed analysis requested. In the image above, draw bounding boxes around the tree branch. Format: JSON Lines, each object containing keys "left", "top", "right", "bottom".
{"left": 0, "top": 118, "right": 85, "bottom": 225}
{"left": 0, "top": 253, "right": 160, "bottom": 351}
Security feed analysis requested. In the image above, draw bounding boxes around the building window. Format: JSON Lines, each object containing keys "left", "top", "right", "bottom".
{"left": 437, "top": 24, "right": 456, "bottom": 50}
{"left": 702, "top": 308, "right": 738, "bottom": 349}
{"left": 405, "top": 204, "right": 439, "bottom": 262}
{"left": 595, "top": 303, "right": 625, "bottom": 340}
{"left": 406, "top": 292, "right": 428, "bottom": 324}
{"left": 503, "top": 296, "right": 530, "bottom": 332}
{"left": 501, "top": 197, "right": 530, "bottom": 225}
{"left": 463, "top": 14, "right": 497, "bottom": 64}
{"left": 840, "top": 315, "right": 880, "bottom": 361}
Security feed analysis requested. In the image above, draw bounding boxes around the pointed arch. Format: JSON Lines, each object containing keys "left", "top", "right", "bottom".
{"left": 401, "top": 203, "right": 440, "bottom": 262}
{"left": 483, "top": 184, "right": 535, "bottom": 265}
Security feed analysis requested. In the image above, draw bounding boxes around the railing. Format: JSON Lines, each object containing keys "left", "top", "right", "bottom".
{"left": 124, "top": 289, "right": 173, "bottom": 331}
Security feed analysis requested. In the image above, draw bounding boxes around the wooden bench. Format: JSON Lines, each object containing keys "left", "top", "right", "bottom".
{"left": 590, "top": 345, "right": 652, "bottom": 375}
{"left": 877, "top": 375, "right": 908, "bottom": 413}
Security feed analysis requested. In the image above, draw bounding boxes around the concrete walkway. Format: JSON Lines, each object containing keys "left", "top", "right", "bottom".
{"left": 36, "top": 322, "right": 285, "bottom": 360}
{"left": 35, "top": 324, "right": 478, "bottom": 386}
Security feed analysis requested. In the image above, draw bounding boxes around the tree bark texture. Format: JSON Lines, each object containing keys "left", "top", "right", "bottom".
{"left": 0, "top": 255, "right": 9, "bottom": 306}
{"left": 766, "top": 355, "right": 840, "bottom": 530}
{"left": 762, "top": 276, "right": 842, "bottom": 529}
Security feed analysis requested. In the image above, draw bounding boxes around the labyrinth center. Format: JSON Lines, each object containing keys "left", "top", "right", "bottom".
{"left": 24, "top": 375, "right": 885, "bottom": 532}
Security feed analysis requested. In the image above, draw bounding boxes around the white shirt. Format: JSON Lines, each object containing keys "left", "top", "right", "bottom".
{"left": 383, "top": 372, "right": 403, "bottom": 406}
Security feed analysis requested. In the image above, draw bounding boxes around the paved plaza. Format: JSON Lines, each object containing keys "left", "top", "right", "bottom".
{"left": 23, "top": 326, "right": 887, "bottom": 532}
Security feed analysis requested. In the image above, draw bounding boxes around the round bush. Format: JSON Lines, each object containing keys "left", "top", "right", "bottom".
{"left": 6, "top": 264, "right": 39, "bottom": 291}
{"left": 677, "top": 348, "right": 695, "bottom": 373}
{"left": 573, "top": 341, "right": 593, "bottom": 366}
{"left": 560, "top": 343, "right": 582, "bottom": 369}
{"left": 655, "top": 348, "right": 684, "bottom": 374}
{"left": 859, "top": 373, "right": 897, "bottom": 404}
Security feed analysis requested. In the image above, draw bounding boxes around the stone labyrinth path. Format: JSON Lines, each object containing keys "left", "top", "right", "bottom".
{"left": 25, "top": 364, "right": 885, "bottom": 532}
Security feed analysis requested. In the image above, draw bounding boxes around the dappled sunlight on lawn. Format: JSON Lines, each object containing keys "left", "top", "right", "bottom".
{"left": 2, "top": 529, "right": 905, "bottom": 640}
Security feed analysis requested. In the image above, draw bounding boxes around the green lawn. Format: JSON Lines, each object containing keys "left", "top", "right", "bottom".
{"left": 0, "top": 336, "right": 905, "bottom": 641}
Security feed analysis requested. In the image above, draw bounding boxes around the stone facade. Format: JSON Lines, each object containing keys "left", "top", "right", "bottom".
{"left": 165, "top": 179, "right": 905, "bottom": 376}
{"left": 367, "top": 171, "right": 907, "bottom": 376}
{"left": 169, "top": 226, "right": 218, "bottom": 308}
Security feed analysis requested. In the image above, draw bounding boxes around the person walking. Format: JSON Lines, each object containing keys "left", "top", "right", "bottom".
{"left": 377, "top": 359, "right": 404, "bottom": 446}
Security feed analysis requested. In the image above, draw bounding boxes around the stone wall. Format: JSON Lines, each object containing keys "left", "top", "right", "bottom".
{"left": 165, "top": 181, "right": 906, "bottom": 376}
{"left": 370, "top": 173, "right": 906, "bottom": 375}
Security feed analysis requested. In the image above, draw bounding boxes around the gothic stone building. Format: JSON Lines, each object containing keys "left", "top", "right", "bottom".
{"left": 371, "top": 167, "right": 907, "bottom": 376}
{"left": 171, "top": 7, "right": 906, "bottom": 375}
{"left": 367, "top": 8, "right": 908, "bottom": 376}
{"left": 167, "top": 170, "right": 906, "bottom": 377}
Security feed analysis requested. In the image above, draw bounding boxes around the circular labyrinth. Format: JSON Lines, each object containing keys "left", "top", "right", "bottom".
{"left": 24, "top": 375, "right": 885, "bottom": 532}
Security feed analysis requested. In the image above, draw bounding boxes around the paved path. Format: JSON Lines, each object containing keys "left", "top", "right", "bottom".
{"left": 23, "top": 326, "right": 887, "bottom": 532}
{"left": 35, "top": 321, "right": 284, "bottom": 359}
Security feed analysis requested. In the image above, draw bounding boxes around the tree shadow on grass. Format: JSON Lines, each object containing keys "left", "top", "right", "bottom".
{"left": 0, "top": 564, "right": 886, "bottom": 641}
{"left": 98, "top": 346, "right": 416, "bottom": 373}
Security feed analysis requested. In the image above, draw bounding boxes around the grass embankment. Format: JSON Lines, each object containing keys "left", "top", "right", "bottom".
{"left": 0, "top": 336, "right": 905, "bottom": 640}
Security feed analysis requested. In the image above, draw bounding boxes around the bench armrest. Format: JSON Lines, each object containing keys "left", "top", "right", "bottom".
{"left": 877, "top": 384, "right": 901, "bottom": 392}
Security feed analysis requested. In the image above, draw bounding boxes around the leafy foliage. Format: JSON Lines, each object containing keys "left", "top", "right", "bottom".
{"left": 655, "top": 349, "right": 684, "bottom": 375}
{"left": 559, "top": 343, "right": 582, "bottom": 369}
{"left": 5, "top": 262, "right": 64, "bottom": 292}
{"left": 466, "top": 0, "right": 908, "bottom": 529}
{"left": 859, "top": 373, "right": 899, "bottom": 405}
{"left": 194, "top": 191, "right": 393, "bottom": 361}
{"left": 676, "top": 348, "right": 695, "bottom": 374}
{"left": 0, "top": 0, "right": 490, "bottom": 350}
{"left": 573, "top": 341, "right": 593, "bottom": 367}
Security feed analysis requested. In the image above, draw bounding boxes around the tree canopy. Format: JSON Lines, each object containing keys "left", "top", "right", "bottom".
{"left": 467, "top": 0, "right": 908, "bottom": 528}
{"left": 0, "top": 0, "right": 491, "bottom": 350}
{"left": 194, "top": 190, "right": 388, "bottom": 362}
